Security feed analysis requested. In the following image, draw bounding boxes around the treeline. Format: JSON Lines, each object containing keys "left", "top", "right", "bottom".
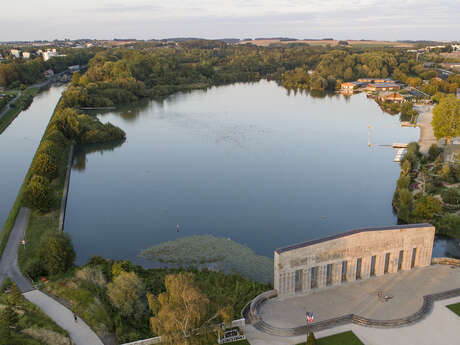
{"left": 0, "top": 48, "right": 95, "bottom": 88}
{"left": 22, "top": 100, "right": 125, "bottom": 213}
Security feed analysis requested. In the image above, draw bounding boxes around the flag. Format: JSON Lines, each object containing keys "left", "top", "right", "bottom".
{"left": 306, "top": 312, "right": 314, "bottom": 324}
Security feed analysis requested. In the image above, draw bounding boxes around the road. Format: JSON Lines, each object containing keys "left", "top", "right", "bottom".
{"left": 0, "top": 207, "right": 104, "bottom": 345}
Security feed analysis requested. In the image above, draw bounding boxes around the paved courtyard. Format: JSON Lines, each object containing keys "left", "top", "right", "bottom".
{"left": 246, "top": 296, "right": 460, "bottom": 345}
{"left": 260, "top": 264, "right": 460, "bottom": 328}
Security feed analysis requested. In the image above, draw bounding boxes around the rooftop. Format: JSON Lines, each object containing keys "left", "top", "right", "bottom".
{"left": 275, "top": 223, "right": 432, "bottom": 254}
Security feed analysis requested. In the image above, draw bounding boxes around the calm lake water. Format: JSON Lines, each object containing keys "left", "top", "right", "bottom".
{"left": 65, "top": 80, "right": 455, "bottom": 268}
{"left": 0, "top": 85, "right": 66, "bottom": 228}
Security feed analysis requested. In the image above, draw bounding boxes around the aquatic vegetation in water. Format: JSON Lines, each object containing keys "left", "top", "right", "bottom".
{"left": 141, "top": 235, "right": 273, "bottom": 283}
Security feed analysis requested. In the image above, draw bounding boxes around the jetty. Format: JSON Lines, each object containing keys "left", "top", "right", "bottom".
{"left": 394, "top": 148, "right": 406, "bottom": 162}
{"left": 392, "top": 143, "right": 408, "bottom": 149}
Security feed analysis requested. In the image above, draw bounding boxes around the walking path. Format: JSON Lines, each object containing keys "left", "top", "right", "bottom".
{"left": 0, "top": 207, "right": 104, "bottom": 345}
{"left": 246, "top": 296, "right": 460, "bottom": 345}
{"left": 0, "top": 91, "right": 22, "bottom": 121}
{"left": 416, "top": 104, "right": 438, "bottom": 154}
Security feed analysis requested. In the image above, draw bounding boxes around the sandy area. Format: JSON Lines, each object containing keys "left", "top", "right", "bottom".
{"left": 416, "top": 105, "right": 439, "bottom": 154}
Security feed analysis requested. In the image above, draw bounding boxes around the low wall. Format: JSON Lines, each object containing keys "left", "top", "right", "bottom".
{"left": 58, "top": 145, "right": 74, "bottom": 232}
{"left": 432, "top": 257, "right": 460, "bottom": 267}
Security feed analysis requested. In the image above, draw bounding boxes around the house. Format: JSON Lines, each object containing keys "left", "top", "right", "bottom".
{"left": 10, "top": 49, "right": 21, "bottom": 58}
{"left": 357, "top": 78, "right": 374, "bottom": 83}
{"left": 43, "top": 49, "right": 59, "bottom": 61}
{"left": 379, "top": 92, "right": 405, "bottom": 103}
{"left": 367, "top": 83, "right": 401, "bottom": 92}
{"left": 341, "top": 82, "right": 356, "bottom": 90}
{"left": 22, "top": 52, "right": 31, "bottom": 59}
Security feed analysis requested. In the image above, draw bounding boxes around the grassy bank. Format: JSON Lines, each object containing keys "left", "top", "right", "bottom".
{"left": 0, "top": 279, "right": 69, "bottom": 345}
{"left": 297, "top": 331, "right": 365, "bottom": 345}
{"left": 0, "top": 87, "right": 40, "bottom": 134}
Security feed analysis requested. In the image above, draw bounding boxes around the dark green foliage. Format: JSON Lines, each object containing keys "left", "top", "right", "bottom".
{"left": 22, "top": 175, "right": 54, "bottom": 211}
{"left": 428, "top": 144, "right": 442, "bottom": 162}
{"left": 38, "top": 232, "right": 75, "bottom": 275}
{"left": 441, "top": 188, "right": 460, "bottom": 205}
{"left": 397, "top": 175, "right": 410, "bottom": 190}
{"left": 0, "top": 306, "right": 19, "bottom": 336}
{"left": 436, "top": 214, "right": 460, "bottom": 238}
{"left": 412, "top": 195, "right": 443, "bottom": 222}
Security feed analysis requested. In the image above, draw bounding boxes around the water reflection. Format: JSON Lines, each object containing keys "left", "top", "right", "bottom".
{"left": 433, "top": 236, "right": 460, "bottom": 259}
{"left": 73, "top": 139, "right": 126, "bottom": 172}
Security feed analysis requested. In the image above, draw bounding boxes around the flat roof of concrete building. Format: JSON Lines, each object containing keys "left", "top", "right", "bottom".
{"left": 275, "top": 223, "right": 433, "bottom": 254}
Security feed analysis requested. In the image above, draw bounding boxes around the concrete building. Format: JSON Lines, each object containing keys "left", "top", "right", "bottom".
{"left": 22, "top": 52, "right": 31, "bottom": 59}
{"left": 274, "top": 224, "right": 434, "bottom": 296}
{"left": 43, "top": 49, "right": 59, "bottom": 61}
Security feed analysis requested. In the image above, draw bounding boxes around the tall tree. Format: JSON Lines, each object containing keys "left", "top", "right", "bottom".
{"left": 107, "top": 271, "right": 146, "bottom": 319}
{"left": 432, "top": 95, "right": 460, "bottom": 144}
{"left": 148, "top": 272, "right": 209, "bottom": 345}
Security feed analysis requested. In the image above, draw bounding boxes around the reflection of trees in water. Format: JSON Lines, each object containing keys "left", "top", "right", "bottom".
{"left": 72, "top": 139, "right": 125, "bottom": 172}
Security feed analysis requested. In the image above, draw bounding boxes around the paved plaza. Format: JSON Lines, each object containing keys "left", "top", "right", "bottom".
{"left": 261, "top": 264, "right": 460, "bottom": 328}
{"left": 246, "top": 296, "right": 460, "bottom": 345}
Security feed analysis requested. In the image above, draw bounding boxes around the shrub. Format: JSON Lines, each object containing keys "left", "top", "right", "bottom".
{"left": 441, "top": 188, "right": 460, "bottom": 204}
{"left": 428, "top": 144, "right": 442, "bottom": 161}
{"left": 31, "top": 153, "right": 58, "bottom": 180}
{"left": 44, "top": 129, "right": 69, "bottom": 147}
{"left": 306, "top": 332, "right": 317, "bottom": 345}
{"left": 37, "top": 140, "right": 66, "bottom": 163}
{"left": 22, "top": 175, "right": 54, "bottom": 211}
{"left": 24, "top": 258, "right": 47, "bottom": 281}
{"left": 397, "top": 175, "right": 410, "bottom": 190}
{"left": 76, "top": 266, "right": 107, "bottom": 287}
{"left": 107, "top": 271, "right": 146, "bottom": 319}
{"left": 38, "top": 232, "right": 75, "bottom": 275}
{"left": 412, "top": 195, "right": 443, "bottom": 222}
{"left": 436, "top": 214, "right": 460, "bottom": 237}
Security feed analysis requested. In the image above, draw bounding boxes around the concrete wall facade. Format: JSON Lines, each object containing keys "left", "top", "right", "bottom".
{"left": 274, "top": 224, "right": 435, "bottom": 296}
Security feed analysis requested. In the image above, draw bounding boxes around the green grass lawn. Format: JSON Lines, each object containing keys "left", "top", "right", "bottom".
{"left": 447, "top": 303, "right": 460, "bottom": 316}
{"left": 297, "top": 331, "right": 364, "bottom": 345}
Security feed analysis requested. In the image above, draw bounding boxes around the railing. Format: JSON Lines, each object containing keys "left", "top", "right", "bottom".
{"left": 246, "top": 286, "right": 460, "bottom": 337}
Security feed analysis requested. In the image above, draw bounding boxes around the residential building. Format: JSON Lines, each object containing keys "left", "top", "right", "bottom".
{"left": 341, "top": 82, "right": 356, "bottom": 90}
{"left": 22, "top": 52, "right": 31, "bottom": 59}
{"left": 43, "top": 49, "right": 59, "bottom": 61}
{"left": 378, "top": 92, "right": 405, "bottom": 103}
{"left": 10, "top": 49, "right": 21, "bottom": 58}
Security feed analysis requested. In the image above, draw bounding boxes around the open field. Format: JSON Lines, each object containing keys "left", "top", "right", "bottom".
{"left": 239, "top": 40, "right": 415, "bottom": 48}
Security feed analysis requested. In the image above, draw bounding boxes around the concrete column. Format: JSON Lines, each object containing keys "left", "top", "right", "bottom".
{"left": 317, "top": 265, "right": 327, "bottom": 289}
{"left": 331, "top": 263, "right": 342, "bottom": 285}
{"left": 290, "top": 272, "right": 295, "bottom": 294}
{"left": 361, "top": 256, "right": 371, "bottom": 280}
{"left": 375, "top": 254, "right": 385, "bottom": 276}
{"left": 402, "top": 249, "right": 412, "bottom": 271}
{"left": 303, "top": 268, "right": 311, "bottom": 293}
{"left": 346, "top": 259, "right": 356, "bottom": 282}
{"left": 389, "top": 250, "right": 399, "bottom": 273}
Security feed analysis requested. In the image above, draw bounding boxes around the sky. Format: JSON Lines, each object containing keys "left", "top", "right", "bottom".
{"left": 1, "top": 0, "right": 459, "bottom": 41}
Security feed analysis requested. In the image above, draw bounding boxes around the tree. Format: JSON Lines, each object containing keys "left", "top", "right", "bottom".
{"left": 31, "top": 152, "right": 58, "bottom": 180}
{"left": 149, "top": 272, "right": 209, "bottom": 345}
{"left": 107, "top": 271, "right": 146, "bottom": 318}
{"left": 412, "top": 195, "right": 443, "bottom": 222}
{"left": 397, "top": 188, "right": 413, "bottom": 223}
{"left": 38, "top": 232, "right": 75, "bottom": 275}
{"left": 53, "top": 107, "right": 80, "bottom": 140}
{"left": 432, "top": 95, "right": 460, "bottom": 144}
{"left": 343, "top": 67, "right": 353, "bottom": 81}
{"left": 22, "top": 175, "right": 54, "bottom": 211}
{"left": 306, "top": 332, "right": 317, "bottom": 345}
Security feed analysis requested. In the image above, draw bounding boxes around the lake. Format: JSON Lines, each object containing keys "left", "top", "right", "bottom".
{"left": 66, "top": 80, "right": 449, "bottom": 271}
{"left": 0, "top": 85, "right": 66, "bottom": 228}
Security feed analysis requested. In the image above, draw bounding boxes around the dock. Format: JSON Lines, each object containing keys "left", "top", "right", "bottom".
{"left": 392, "top": 143, "right": 408, "bottom": 149}
{"left": 394, "top": 148, "right": 406, "bottom": 162}
{"left": 401, "top": 122, "right": 417, "bottom": 127}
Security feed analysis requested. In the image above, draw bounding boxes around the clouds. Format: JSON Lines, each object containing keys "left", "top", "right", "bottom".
{"left": 0, "top": 0, "right": 459, "bottom": 41}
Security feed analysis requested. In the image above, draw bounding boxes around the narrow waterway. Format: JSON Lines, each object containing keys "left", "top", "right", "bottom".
{"left": 0, "top": 85, "right": 66, "bottom": 228}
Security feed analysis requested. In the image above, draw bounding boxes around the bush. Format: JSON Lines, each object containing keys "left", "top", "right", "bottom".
{"left": 397, "top": 175, "right": 410, "bottom": 190}
{"left": 436, "top": 214, "right": 460, "bottom": 237}
{"left": 36, "top": 140, "right": 66, "bottom": 163}
{"left": 428, "top": 144, "right": 442, "bottom": 161}
{"left": 107, "top": 271, "right": 147, "bottom": 319}
{"left": 31, "top": 153, "right": 58, "bottom": 180}
{"left": 38, "top": 232, "right": 75, "bottom": 275}
{"left": 43, "top": 129, "right": 69, "bottom": 147}
{"left": 22, "top": 175, "right": 54, "bottom": 211}
{"left": 412, "top": 195, "right": 443, "bottom": 222}
{"left": 441, "top": 188, "right": 460, "bottom": 204}
{"left": 25, "top": 258, "right": 47, "bottom": 281}
{"left": 306, "top": 332, "right": 317, "bottom": 345}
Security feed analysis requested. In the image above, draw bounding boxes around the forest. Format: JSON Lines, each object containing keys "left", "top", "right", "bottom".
{"left": 57, "top": 43, "right": 459, "bottom": 110}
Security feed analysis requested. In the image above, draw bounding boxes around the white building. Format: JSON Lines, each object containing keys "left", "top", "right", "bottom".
{"left": 452, "top": 44, "right": 460, "bottom": 52}
{"left": 43, "top": 49, "right": 59, "bottom": 61}
{"left": 10, "top": 49, "right": 21, "bottom": 58}
{"left": 22, "top": 52, "right": 31, "bottom": 59}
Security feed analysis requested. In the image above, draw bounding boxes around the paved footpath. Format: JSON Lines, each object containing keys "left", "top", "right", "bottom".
{"left": 0, "top": 207, "right": 104, "bottom": 345}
